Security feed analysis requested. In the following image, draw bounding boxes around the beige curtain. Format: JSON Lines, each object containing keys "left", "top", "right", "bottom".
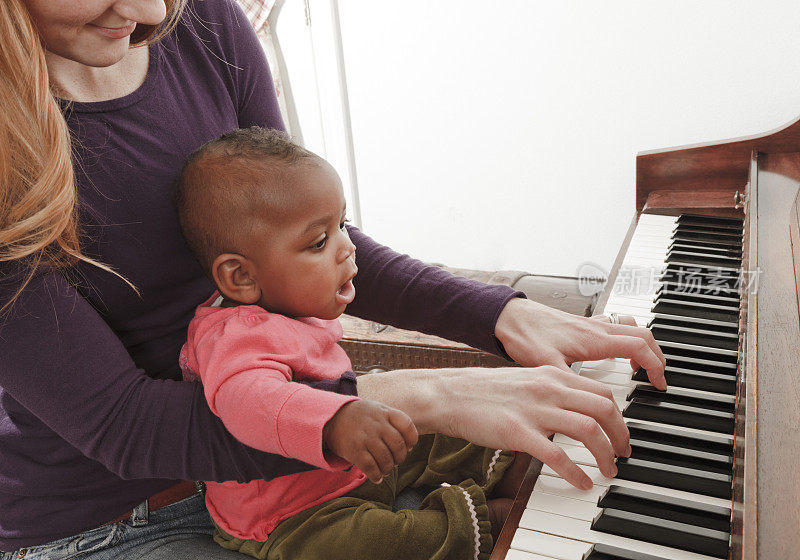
{"left": 236, "top": 0, "right": 293, "bottom": 136}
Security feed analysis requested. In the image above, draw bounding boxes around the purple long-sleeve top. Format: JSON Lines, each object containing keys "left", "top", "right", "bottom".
{"left": 0, "top": 0, "right": 521, "bottom": 550}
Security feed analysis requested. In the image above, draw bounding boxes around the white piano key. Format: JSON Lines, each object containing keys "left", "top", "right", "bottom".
{"left": 606, "top": 295, "right": 658, "bottom": 309}
{"left": 556, "top": 442, "right": 597, "bottom": 467}
{"left": 532, "top": 472, "right": 608, "bottom": 502}
{"left": 537, "top": 463, "right": 731, "bottom": 509}
{"left": 618, "top": 417, "right": 735, "bottom": 442}
{"left": 527, "top": 491, "right": 598, "bottom": 522}
{"left": 580, "top": 359, "right": 634, "bottom": 374}
{"left": 638, "top": 214, "right": 679, "bottom": 224}
{"left": 599, "top": 305, "right": 654, "bottom": 321}
{"left": 505, "top": 549, "right": 563, "bottom": 560}
{"left": 509, "top": 526, "right": 592, "bottom": 559}
{"left": 528, "top": 476, "right": 606, "bottom": 507}
{"left": 517, "top": 509, "right": 719, "bottom": 560}
{"left": 525, "top": 491, "right": 731, "bottom": 558}
{"left": 630, "top": 242, "right": 674, "bottom": 250}
{"left": 580, "top": 369, "right": 632, "bottom": 388}
{"left": 554, "top": 433, "right": 591, "bottom": 447}
{"left": 552, "top": 422, "right": 732, "bottom": 451}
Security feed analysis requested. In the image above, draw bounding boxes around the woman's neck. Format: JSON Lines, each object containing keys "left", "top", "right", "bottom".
{"left": 45, "top": 45, "right": 150, "bottom": 103}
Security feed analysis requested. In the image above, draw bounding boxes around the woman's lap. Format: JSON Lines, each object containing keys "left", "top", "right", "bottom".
{"left": 0, "top": 493, "right": 242, "bottom": 560}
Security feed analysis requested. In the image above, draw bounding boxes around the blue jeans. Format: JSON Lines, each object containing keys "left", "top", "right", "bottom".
{"left": 0, "top": 493, "right": 241, "bottom": 560}
{"left": 0, "top": 489, "right": 427, "bottom": 559}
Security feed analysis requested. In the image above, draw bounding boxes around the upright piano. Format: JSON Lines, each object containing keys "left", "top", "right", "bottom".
{"left": 490, "top": 115, "right": 800, "bottom": 560}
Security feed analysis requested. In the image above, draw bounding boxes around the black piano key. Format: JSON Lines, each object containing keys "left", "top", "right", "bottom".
{"left": 651, "top": 312, "right": 738, "bottom": 329}
{"left": 668, "top": 241, "right": 742, "bottom": 257}
{"left": 671, "top": 226, "right": 742, "bottom": 241}
{"left": 597, "top": 485, "right": 731, "bottom": 533}
{"left": 662, "top": 262, "right": 741, "bottom": 276}
{"left": 626, "top": 421, "right": 734, "bottom": 457}
{"left": 673, "top": 222, "right": 742, "bottom": 234}
{"left": 666, "top": 250, "right": 742, "bottom": 269}
{"left": 659, "top": 355, "right": 737, "bottom": 376}
{"left": 657, "top": 340, "right": 738, "bottom": 365}
{"left": 624, "top": 396, "right": 735, "bottom": 434}
{"left": 671, "top": 232, "right": 742, "bottom": 248}
{"left": 649, "top": 314, "right": 739, "bottom": 333}
{"left": 627, "top": 385, "right": 735, "bottom": 412}
{"left": 649, "top": 324, "right": 738, "bottom": 350}
{"left": 660, "top": 265, "right": 741, "bottom": 290}
{"left": 672, "top": 229, "right": 743, "bottom": 243}
{"left": 651, "top": 298, "right": 738, "bottom": 323}
{"left": 674, "top": 220, "right": 743, "bottom": 233}
{"left": 615, "top": 456, "right": 732, "bottom": 499}
{"left": 583, "top": 543, "right": 673, "bottom": 560}
{"left": 673, "top": 223, "right": 742, "bottom": 236}
{"left": 658, "top": 279, "right": 740, "bottom": 298}
{"left": 633, "top": 366, "right": 737, "bottom": 394}
{"left": 667, "top": 237, "right": 742, "bottom": 251}
{"left": 671, "top": 238, "right": 742, "bottom": 252}
{"left": 628, "top": 436, "right": 732, "bottom": 475}
{"left": 672, "top": 230, "right": 742, "bottom": 246}
{"left": 591, "top": 508, "right": 730, "bottom": 558}
{"left": 676, "top": 214, "right": 743, "bottom": 228}
{"left": 653, "top": 284, "right": 741, "bottom": 311}
{"left": 655, "top": 286, "right": 740, "bottom": 307}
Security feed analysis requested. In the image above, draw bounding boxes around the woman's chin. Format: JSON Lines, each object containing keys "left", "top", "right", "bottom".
{"left": 52, "top": 40, "right": 131, "bottom": 69}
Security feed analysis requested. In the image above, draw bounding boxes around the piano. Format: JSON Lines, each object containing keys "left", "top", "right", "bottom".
{"left": 490, "top": 115, "right": 800, "bottom": 560}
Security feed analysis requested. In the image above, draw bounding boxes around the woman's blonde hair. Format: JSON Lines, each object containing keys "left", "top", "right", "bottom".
{"left": 0, "top": 0, "right": 186, "bottom": 314}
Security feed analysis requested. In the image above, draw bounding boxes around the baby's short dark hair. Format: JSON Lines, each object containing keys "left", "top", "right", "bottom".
{"left": 174, "top": 127, "right": 322, "bottom": 277}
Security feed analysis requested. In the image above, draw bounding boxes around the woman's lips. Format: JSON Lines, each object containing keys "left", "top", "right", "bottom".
{"left": 335, "top": 279, "right": 356, "bottom": 305}
{"left": 91, "top": 22, "right": 137, "bottom": 40}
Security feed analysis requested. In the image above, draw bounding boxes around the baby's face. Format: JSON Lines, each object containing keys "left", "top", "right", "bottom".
{"left": 244, "top": 162, "right": 357, "bottom": 320}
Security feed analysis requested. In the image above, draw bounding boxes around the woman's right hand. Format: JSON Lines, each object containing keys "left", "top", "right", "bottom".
{"left": 357, "top": 365, "right": 629, "bottom": 490}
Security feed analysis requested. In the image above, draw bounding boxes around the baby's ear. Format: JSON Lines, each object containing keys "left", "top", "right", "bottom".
{"left": 212, "top": 253, "right": 261, "bottom": 305}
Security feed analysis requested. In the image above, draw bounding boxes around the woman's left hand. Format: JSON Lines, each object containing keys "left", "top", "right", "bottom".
{"left": 494, "top": 298, "right": 667, "bottom": 389}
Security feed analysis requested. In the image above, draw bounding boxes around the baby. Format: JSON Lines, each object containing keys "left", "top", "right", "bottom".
{"left": 174, "top": 127, "right": 517, "bottom": 560}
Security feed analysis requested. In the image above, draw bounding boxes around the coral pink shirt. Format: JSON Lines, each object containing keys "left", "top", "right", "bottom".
{"left": 179, "top": 293, "right": 366, "bottom": 540}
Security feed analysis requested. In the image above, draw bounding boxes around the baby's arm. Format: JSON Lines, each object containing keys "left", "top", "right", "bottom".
{"left": 323, "top": 400, "right": 418, "bottom": 483}
{"left": 188, "top": 313, "right": 360, "bottom": 470}
{"left": 188, "top": 311, "right": 416, "bottom": 475}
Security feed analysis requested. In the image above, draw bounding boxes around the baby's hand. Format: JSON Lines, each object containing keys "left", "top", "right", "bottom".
{"left": 323, "top": 400, "right": 418, "bottom": 484}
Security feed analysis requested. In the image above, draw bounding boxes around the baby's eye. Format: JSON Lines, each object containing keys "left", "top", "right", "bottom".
{"left": 310, "top": 236, "right": 327, "bottom": 250}
{"left": 340, "top": 218, "right": 351, "bottom": 230}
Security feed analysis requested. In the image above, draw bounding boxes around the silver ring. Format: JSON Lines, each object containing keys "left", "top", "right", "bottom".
{"left": 609, "top": 312, "right": 620, "bottom": 325}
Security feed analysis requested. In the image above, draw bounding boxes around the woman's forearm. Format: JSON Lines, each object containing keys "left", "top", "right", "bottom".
{"left": 356, "top": 369, "right": 455, "bottom": 436}
{"left": 356, "top": 365, "right": 633, "bottom": 491}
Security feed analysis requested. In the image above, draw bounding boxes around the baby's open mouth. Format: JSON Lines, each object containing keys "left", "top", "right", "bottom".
{"left": 335, "top": 278, "right": 356, "bottom": 305}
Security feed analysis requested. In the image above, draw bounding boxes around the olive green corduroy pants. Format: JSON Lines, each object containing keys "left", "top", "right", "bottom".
{"left": 213, "top": 434, "right": 515, "bottom": 560}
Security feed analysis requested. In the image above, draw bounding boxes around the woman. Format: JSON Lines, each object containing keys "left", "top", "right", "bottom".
{"left": 0, "top": 0, "right": 665, "bottom": 557}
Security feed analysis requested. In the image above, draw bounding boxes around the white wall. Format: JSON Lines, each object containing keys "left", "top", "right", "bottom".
{"left": 329, "top": 0, "right": 800, "bottom": 277}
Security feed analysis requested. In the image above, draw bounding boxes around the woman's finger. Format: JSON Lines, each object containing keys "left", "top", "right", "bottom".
{"left": 590, "top": 313, "right": 637, "bottom": 327}
{"left": 544, "top": 408, "right": 620, "bottom": 479}
{"left": 553, "top": 384, "right": 630, "bottom": 459}
{"left": 609, "top": 323, "right": 666, "bottom": 367}
{"left": 601, "top": 334, "right": 667, "bottom": 390}
{"left": 530, "top": 436, "right": 593, "bottom": 490}
{"left": 557, "top": 368, "right": 616, "bottom": 403}
{"left": 594, "top": 314, "right": 667, "bottom": 385}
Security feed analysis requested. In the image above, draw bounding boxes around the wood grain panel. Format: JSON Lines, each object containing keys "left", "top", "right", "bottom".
{"left": 753, "top": 153, "right": 800, "bottom": 559}
{"left": 637, "top": 114, "right": 800, "bottom": 212}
